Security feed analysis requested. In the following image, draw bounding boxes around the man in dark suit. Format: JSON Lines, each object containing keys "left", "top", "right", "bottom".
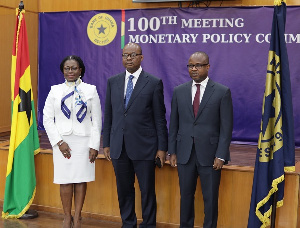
{"left": 103, "top": 42, "right": 168, "bottom": 228}
{"left": 168, "top": 51, "right": 233, "bottom": 228}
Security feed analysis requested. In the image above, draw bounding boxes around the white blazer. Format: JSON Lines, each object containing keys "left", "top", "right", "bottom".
{"left": 43, "top": 82, "right": 102, "bottom": 151}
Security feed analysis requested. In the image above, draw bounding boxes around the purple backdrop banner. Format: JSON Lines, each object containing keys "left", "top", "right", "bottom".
{"left": 38, "top": 7, "right": 300, "bottom": 146}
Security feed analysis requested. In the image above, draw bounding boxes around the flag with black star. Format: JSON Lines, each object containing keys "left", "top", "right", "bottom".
{"left": 248, "top": 1, "right": 295, "bottom": 227}
{"left": 2, "top": 8, "right": 40, "bottom": 219}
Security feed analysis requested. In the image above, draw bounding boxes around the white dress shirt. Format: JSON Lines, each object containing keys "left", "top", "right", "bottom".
{"left": 124, "top": 66, "right": 142, "bottom": 97}
{"left": 191, "top": 76, "right": 209, "bottom": 104}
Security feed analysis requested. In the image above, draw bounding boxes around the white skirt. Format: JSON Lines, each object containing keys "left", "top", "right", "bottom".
{"left": 53, "top": 134, "right": 95, "bottom": 184}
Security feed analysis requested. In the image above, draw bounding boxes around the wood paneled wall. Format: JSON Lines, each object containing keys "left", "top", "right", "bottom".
{"left": 0, "top": 7, "right": 15, "bottom": 133}
{"left": 39, "top": 0, "right": 300, "bottom": 12}
{"left": 0, "top": 0, "right": 38, "bottom": 12}
{"left": 0, "top": 1, "right": 38, "bottom": 133}
{"left": 0, "top": 150, "right": 299, "bottom": 227}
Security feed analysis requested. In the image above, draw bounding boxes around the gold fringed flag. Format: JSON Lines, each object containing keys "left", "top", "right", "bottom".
{"left": 2, "top": 8, "right": 40, "bottom": 219}
{"left": 247, "top": 0, "right": 295, "bottom": 227}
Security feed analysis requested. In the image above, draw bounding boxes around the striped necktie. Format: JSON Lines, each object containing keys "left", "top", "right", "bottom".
{"left": 193, "top": 84, "right": 200, "bottom": 118}
{"left": 125, "top": 75, "right": 134, "bottom": 108}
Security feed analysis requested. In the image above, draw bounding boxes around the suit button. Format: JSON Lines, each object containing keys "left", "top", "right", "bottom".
{"left": 194, "top": 123, "right": 197, "bottom": 126}
{"left": 124, "top": 113, "right": 127, "bottom": 117}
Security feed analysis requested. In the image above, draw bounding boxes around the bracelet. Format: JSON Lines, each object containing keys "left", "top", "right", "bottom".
{"left": 57, "top": 140, "right": 64, "bottom": 146}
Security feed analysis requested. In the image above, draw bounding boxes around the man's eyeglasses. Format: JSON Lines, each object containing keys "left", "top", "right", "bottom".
{"left": 122, "top": 53, "right": 142, "bottom": 59}
{"left": 64, "top": 67, "right": 79, "bottom": 72}
{"left": 187, "top": 64, "right": 209, "bottom": 69}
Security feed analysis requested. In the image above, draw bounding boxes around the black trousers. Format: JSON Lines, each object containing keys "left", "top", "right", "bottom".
{"left": 112, "top": 142, "right": 157, "bottom": 228}
{"left": 177, "top": 145, "right": 221, "bottom": 228}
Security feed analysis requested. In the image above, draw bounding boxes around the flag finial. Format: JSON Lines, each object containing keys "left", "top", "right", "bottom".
{"left": 274, "top": 0, "right": 286, "bottom": 6}
{"left": 19, "top": 1, "right": 24, "bottom": 11}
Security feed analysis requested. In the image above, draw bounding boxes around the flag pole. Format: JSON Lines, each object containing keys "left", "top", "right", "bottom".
{"left": 270, "top": 192, "right": 277, "bottom": 228}
{"left": 17, "top": 0, "right": 39, "bottom": 220}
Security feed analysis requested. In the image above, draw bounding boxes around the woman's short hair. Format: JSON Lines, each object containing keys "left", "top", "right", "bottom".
{"left": 60, "top": 55, "right": 86, "bottom": 78}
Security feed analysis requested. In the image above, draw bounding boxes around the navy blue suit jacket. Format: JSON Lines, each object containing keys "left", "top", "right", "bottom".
{"left": 103, "top": 70, "right": 168, "bottom": 160}
{"left": 168, "top": 79, "right": 233, "bottom": 166}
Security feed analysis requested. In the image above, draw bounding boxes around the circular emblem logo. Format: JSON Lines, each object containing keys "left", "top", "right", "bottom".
{"left": 87, "top": 13, "right": 117, "bottom": 46}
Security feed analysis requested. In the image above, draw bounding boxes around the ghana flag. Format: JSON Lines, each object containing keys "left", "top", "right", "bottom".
{"left": 2, "top": 8, "right": 40, "bottom": 219}
{"left": 247, "top": 0, "right": 295, "bottom": 227}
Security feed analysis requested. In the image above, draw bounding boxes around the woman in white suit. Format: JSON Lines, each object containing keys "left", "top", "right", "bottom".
{"left": 43, "top": 55, "right": 102, "bottom": 228}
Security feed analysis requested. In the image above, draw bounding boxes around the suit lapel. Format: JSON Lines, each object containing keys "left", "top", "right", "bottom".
{"left": 195, "top": 79, "right": 215, "bottom": 120}
{"left": 125, "top": 71, "right": 149, "bottom": 110}
{"left": 117, "top": 73, "right": 126, "bottom": 110}
{"left": 184, "top": 81, "right": 194, "bottom": 118}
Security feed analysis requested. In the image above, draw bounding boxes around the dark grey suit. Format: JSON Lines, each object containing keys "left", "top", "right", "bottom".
{"left": 168, "top": 78, "right": 233, "bottom": 228}
{"left": 103, "top": 70, "right": 168, "bottom": 228}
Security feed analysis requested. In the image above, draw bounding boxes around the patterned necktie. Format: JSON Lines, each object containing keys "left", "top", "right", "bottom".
{"left": 193, "top": 84, "right": 200, "bottom": 118}
{"left": 125, "top": 75, "right": 134, "bottom": 108}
